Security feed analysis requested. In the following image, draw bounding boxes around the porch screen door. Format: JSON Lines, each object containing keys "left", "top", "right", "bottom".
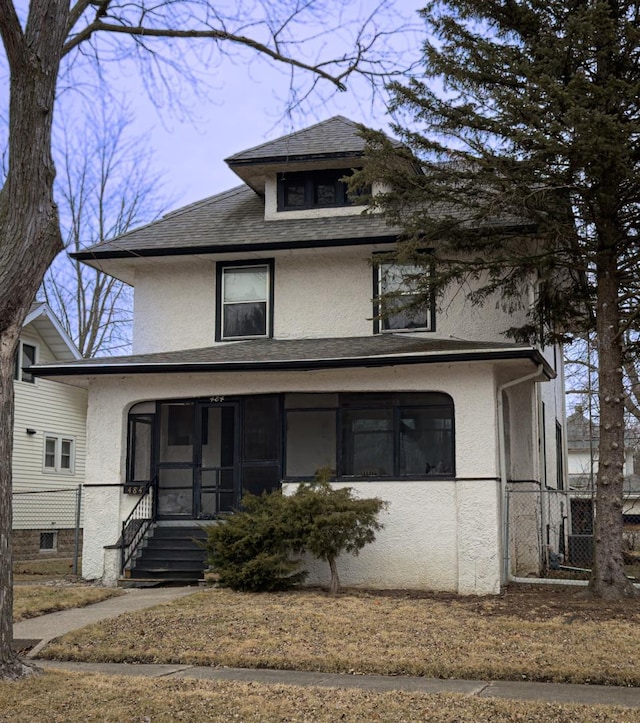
{"left": 196, "top": 403, "right": 238, "bottom": 518}
{"left": 156, "top": 401, "right": 238, "bottom": 518}
{"left": 157, "top": 403, "right": 195, "bottom": 518}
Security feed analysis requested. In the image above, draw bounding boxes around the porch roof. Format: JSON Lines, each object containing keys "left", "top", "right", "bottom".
{"left": 30, "top": 334, "right": 555, "bottom": 380}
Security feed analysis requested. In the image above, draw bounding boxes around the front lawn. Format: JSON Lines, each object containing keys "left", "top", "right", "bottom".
{"left": 14, "top": 586, "right": 123, "bottom": 622}
{"left": 39, "top": 584, "right": 640, "bottom": 686}
{"left": 0, "top": 671, "right": 636, "bottom": 722}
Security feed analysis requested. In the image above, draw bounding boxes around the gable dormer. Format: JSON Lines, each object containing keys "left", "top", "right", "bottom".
{"left": 225, "top": 116, "right": 381, "bottom": 221}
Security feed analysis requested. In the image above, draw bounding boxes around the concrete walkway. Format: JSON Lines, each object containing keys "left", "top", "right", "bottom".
{"left": 13, "top": 586, "right": 640, "bottom": 709}
{"left": 13, "top": 586, "right": 196, "bottom": 657}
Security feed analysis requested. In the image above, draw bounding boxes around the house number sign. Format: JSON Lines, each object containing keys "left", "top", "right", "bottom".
{"left": 124, "top": 485, "right": 144, "bottom": 495}
{"left": 209, "top": 396, "right": 225, "bottom": 402}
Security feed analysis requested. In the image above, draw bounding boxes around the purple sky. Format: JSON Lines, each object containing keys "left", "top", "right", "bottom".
{"left": 110, "top": 1, "right": 425, "bottom": 210}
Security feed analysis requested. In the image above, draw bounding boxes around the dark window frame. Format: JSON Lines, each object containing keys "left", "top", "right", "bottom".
{"left": 14, "top": 341, "right": 37, "bottom": 383}
{"left": 277, "top": 168, "right": 361, "bottom": 211}
{"left": 372, "top": 257, "right": 435, "bottom": 334}
{"left": 215, "top": 259, "right": 275, "bottom": 341}
{"left": 556, "top": 420, "right": 564, "bottom": 490}
{"left": 126, "top": 413, "right": 155, "bottom": 485}
{"left": 283, "top": 392, "right": 455, "bottom": 481}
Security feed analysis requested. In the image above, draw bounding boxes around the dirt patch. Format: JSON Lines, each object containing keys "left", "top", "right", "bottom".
{"left": 350, "top": 583, "right": 640, "bottom": 623}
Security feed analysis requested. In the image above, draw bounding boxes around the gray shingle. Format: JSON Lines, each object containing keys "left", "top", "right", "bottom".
{"left": 74, "top": 185, "right": 399, "bottom": 259}
{"left": 225, "top": 116, "right": 390, "bottom": 164}
{"left": 31, "top": 335, "right": 548, "bottom": 377}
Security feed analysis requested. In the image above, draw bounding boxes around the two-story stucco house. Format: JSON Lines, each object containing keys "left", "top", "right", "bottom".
{"left": 32, "top": 116, "right": 567, "bottom": 594}
{"left": 13, "top": 302, "right": 87, "bottom": 560}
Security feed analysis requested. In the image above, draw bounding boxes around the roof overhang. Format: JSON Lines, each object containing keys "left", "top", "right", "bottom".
{"left": 23, "top": 303, "right": 81, "bottom": 361}
{"left": 31, "top": 337, "right": 555, "bottom": 389}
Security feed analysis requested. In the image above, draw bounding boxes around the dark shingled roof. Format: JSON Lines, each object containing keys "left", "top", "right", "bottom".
{"left": 225, "top": 116, "right": 383, "bottom": 164}
{"left": 31, "top": 334, "right": 554, "bottom": 378}
{"left": 73, "top": 185, "right": 399, "bottom": 260}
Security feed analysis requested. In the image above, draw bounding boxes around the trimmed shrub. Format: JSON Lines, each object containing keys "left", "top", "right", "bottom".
{"left": 205, "top": 491, "right": 307, "bottom": 592}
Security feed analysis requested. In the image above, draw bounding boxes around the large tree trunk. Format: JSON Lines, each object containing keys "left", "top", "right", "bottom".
{"left": 589, "top": 243, "right": 637, "bottom": 598}
{"left": 0, "top": 0, "right": 68, "bottom": 679}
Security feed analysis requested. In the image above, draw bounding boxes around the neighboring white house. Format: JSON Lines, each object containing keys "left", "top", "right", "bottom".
{"left": 13, "top": 303, "right": 87, "bottom": 559}
{"left": 566, "top": 406, "right": 640, "bottom": 561}
{"left": 32, "top": 116, "right": 568, "bottom": 594}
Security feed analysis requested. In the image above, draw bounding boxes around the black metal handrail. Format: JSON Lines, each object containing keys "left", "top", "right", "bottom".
{"left": 121, "top": 478, "right": 156, "bottom": 575}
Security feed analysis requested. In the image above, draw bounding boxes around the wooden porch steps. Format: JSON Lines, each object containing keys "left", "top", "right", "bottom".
{"left": 119, "top": 524, "right": 210, "bottom": 587}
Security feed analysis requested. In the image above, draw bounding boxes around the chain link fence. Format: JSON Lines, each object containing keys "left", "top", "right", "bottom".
{"left": 12, "top": 486, "right": 83, "bottom": 573}
{"left": 508, "top": 487, "right": 640, "bottom": 582}
{"left": 507, "top": 486, "right": 590, "bottom": 580}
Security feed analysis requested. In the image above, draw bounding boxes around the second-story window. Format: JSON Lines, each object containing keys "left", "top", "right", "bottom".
{"left": 374, "top": 262, "right": 433, "bottom": 333}
{"left": 216, "top": 260, "right": 274, "bottom": 340}
{"left": 278, "top": 169, "right": 357, "bottom": 211}
{"left": 14, "top": 342, "right": 36, "bottom": 383}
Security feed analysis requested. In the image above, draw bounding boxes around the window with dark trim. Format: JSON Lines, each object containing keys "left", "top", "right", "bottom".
{"left": 14, "top": 342, "right": 36, "bottom": 383}
{"left": 373, "top": 261, "right": 433, "bottom": 333}
{"left": 277, "top": 169, "right": 363, "bottom": 211}
{"left": 216, "top": 260, "right": 274, "bottom": 340}
{"left": 556, "top": 421, "right": 564, "bottom": 490}
{"left": 127, "top": 413, "right": 154, "bottom": 485}
{"left": 284, "top": 392, "right": 454, "bottom": 479}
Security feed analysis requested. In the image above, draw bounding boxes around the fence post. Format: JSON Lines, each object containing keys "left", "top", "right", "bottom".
{"left": 73, "top": 484, "right": 82, "bottom": 575}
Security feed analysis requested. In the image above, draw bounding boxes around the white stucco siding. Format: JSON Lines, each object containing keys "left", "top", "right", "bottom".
{"left": 81, "top": 362, "right": 506, "bottom": 587}
{"left": 130, "top": 247, "right": 541, "bottom": 354}
{"left": 132, "top": 259, "right": 217, "bottom": 353}
{"left": 284, "top": 478, "right": 501, "bottom": 595}
{"left": 12, "top": 327, "right": 87, "bottom": 530}
{"left": 274, "top": 252, "right": 373, "bottom": 338}
{"left": 456, "top": 479, "right": 502, "bottom": 594}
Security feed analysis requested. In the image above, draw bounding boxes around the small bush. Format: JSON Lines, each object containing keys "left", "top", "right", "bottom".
{"left": 205, "top": 491, "right": 307, "bottom": 592}
{"left": 206, "top": 469, "right": 387, "bottom": 594}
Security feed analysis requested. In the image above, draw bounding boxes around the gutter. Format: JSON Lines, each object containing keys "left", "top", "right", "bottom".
{"left": 30, "top": 348, "right": 555, "bottom": 379}
{"left": 497, "top": 364, "right": 544, "bottom": 584}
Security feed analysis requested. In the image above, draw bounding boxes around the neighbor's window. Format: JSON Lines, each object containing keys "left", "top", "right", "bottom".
{"left": 375, "top": 262, "right": 433, "bottom": 332}
{"left": 39, "top": 531, "right": 57, "bottom": 552}
{"left": 277, "top": 169, "right": 362, "bottom": 211}
{"left": 43, "top": 435, "right": 75, "bottom": 473}
{"left": 14, "top": 342, "right": 36, "bottom": 383}
{"left": 284, "top": 392, "right": 454, "bottom": 479}
{"left": 217, "top": 261, "right": 273, "bottom": 340}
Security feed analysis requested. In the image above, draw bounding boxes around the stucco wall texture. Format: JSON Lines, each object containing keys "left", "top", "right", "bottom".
{"left": 84, "top": 363, "right": 515, "bottom": 594}
{"left": 130, "top": 248, "right": 531, "bottom": 355}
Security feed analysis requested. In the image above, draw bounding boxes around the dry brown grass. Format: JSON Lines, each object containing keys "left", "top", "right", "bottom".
{"left": 14, "top": 586, "right": 123, "bottom": 622}
{"left": 40, "top": 585, "right": 640, "bottom": 686}
{"left": 0, "top": 671, "right": 636, "bottom": 722}
{"left": 13, "top": 558, "right": 78, "bottom": 581}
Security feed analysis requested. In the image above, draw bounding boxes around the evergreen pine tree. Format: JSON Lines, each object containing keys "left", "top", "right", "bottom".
{"left": 356, "top": 0, "right": 640, "bottom": 598}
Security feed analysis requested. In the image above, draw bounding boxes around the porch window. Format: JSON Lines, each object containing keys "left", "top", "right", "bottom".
{"left": 374, "top": 262, "right": 433, "bottom": 333}
{"left": 284, "top": 392, "right": 454, "bottom": 479}
{"left": 159, "top": 403, "right": 194, "bottom": 462}
{"left": 127, "top": 414, "right": 154, "bottom": 485}
{"left": 216, "top": 260, "right": 274, "bottom": 340}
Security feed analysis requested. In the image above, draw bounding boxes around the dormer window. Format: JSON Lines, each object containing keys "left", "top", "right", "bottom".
{"left": 277, "top": 169, "right": 356, "bottom": 211}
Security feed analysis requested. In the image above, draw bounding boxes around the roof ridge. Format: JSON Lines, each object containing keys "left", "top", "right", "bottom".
{"left": 225, "top": 116, "right": 357, "bottom": 163}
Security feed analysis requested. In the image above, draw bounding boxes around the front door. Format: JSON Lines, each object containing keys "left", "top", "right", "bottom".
{"left": 196, "top": 402, "right": 238, "bottom": 518}
{"left": 156, "top": 401, "right": 239, "bottom": 519}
